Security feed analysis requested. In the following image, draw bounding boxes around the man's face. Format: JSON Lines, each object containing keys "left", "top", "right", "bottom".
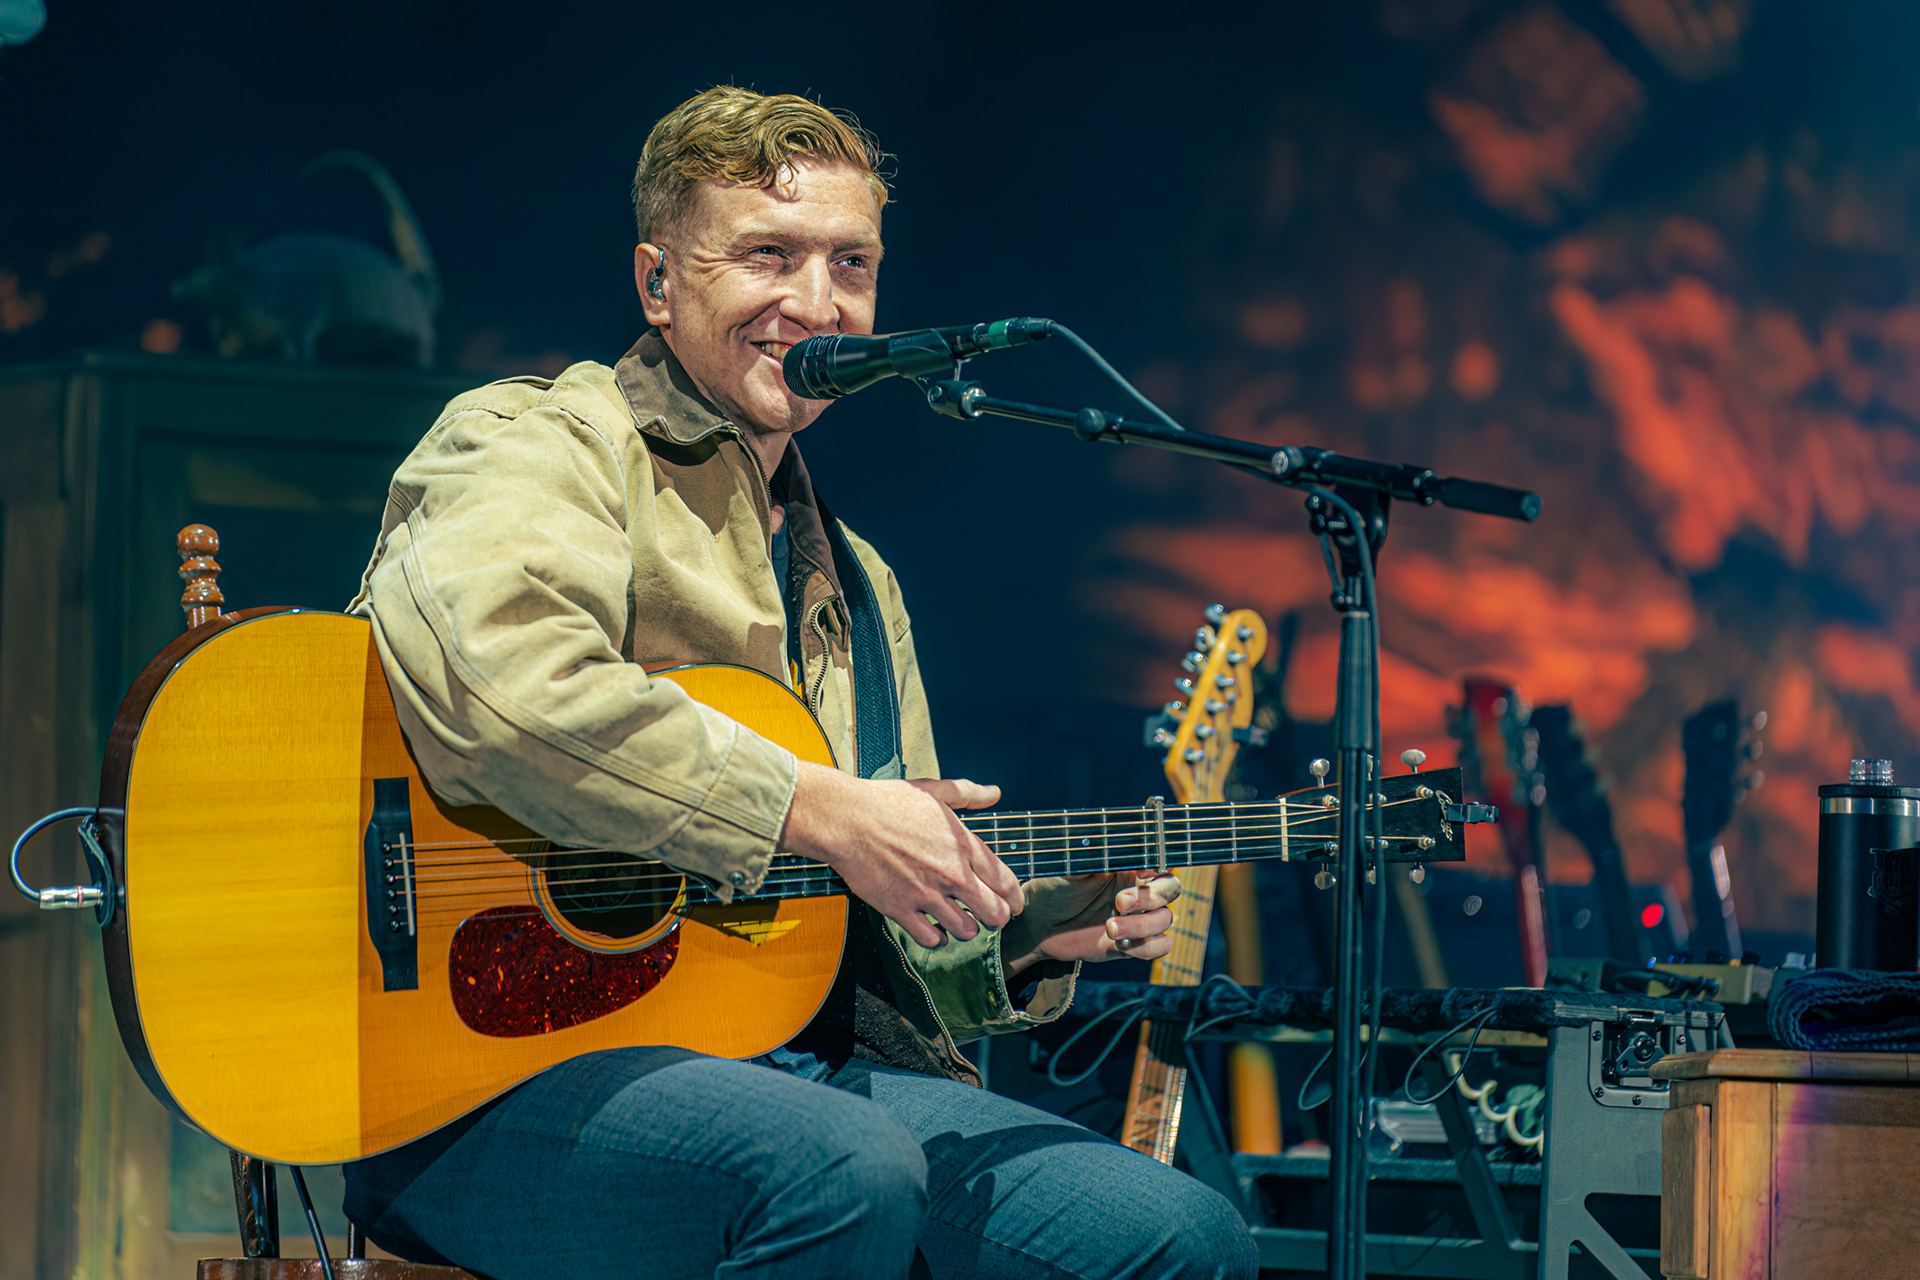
{"left": 639, "top": 158, "right": 882, "bottom": 443}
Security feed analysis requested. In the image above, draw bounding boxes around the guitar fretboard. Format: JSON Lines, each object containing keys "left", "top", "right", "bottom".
{"left": 701, "top": 795, "right": 1357, "bottom": 906}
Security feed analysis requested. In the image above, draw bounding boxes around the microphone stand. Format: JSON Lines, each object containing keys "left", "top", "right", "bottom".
{"left": 920, "top": 376, "right": 1538, "bottom": 1280}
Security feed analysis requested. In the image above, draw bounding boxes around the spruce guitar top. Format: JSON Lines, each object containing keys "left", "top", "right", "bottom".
{"left": 93, "top": 608, "right": 1474, "bottom": 1164}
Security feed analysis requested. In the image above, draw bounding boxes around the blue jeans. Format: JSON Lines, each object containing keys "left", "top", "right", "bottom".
{"left": 344, "top": 1046, "right": 1258, "bottom": 1280}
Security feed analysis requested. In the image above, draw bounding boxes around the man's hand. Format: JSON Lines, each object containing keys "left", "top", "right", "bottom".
{"left": 780, "top": 761, "right": 1025, "bottom": 949}
{"left": 1000, "top": 873, "right": 1183, "bottom": 979}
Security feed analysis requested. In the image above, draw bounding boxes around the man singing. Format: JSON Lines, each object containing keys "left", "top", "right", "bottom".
{"left": 342, "top": 85, "right": 1258, "bottom": 1280}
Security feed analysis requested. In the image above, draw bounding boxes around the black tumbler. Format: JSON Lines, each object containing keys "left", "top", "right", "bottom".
{"left": 1816, "top": 759, "right": 1920, "bottom": 970}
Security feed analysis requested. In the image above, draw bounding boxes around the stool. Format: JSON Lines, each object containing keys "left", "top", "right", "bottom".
{"left": 174, "top": 526, "right": 481, "bottom": 1280}
{"left": 1656, "top": 1047, "right": 1920, "bottom": 1279}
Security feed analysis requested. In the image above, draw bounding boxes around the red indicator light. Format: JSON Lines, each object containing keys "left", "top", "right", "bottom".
{"left": 1641, "top": 903, "right": 1665, "bottom": 929}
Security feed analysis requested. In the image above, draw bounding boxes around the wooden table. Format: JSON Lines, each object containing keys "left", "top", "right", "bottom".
{"left": 1656, "top": 1048, "right": 1920, "bottom": 1279}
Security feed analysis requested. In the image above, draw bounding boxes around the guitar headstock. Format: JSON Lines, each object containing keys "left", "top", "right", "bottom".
{"left": 1453, "top": 676, "right": 1542, "bottom": 815}
{"left": 1287, "top": 766, "right": 1478, "bottom": 862}
{"left": 1153, "top": 605, "right": 1268, "bottom": 804}
{"left": 1682, "top": 701, "right": 1766, "bottom": 850}
{"left": 1530, "top": 705, "right": 1613, "bottom": 851}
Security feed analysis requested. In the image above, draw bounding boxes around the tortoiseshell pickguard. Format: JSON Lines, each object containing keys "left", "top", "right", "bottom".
{"left": 448, "top": 906, "right": 679, "bottom": 1038}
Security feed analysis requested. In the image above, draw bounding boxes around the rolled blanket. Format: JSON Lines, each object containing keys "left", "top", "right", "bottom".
{"left": 1767, "top": 968, "right": 1920, "bottom": 1051}
{"left": 1067, "top": 981, "right": 1712, "bottom": 1036}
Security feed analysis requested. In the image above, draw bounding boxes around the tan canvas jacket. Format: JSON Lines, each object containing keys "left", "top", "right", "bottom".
{"left": 348, "top": 332, "right": 1075, "bottom": 1077}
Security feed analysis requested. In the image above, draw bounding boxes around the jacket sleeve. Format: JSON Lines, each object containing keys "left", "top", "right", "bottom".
{"left": 352, "top": 394, "right": 795, "bottom": 901}
{"left": 843, "top": 527, "right": 1081, "bottom": 1041}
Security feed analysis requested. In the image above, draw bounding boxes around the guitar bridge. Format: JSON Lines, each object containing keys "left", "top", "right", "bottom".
{"left": 364, "top": 777, "right": 419, "bottom": 991}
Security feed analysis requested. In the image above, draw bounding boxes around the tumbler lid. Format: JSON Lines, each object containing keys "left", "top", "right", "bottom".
{"left": 1851, "top": 758, "right": 1895, "bottom": 784}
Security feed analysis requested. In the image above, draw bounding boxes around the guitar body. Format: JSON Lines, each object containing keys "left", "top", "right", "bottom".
{"left": 98, "top": 608, "right": 846, "bottom": 1165}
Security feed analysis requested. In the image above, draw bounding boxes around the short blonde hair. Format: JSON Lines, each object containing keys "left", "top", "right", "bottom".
{"left": 632, "top": 86, "right": 889, "bottom": 242}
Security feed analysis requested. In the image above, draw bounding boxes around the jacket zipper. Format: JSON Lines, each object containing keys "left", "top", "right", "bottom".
{"left": 804, "top": 599, "right": 833, "bottom": 717}
{"left": 877, "top": 913, "right": 976, "bottom": 1084}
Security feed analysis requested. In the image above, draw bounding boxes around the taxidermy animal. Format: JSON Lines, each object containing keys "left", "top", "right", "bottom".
{"left": 172, "top": 151, "right": 440, "bottom": 366}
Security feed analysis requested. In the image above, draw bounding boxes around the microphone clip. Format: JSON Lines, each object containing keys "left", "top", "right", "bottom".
{"left": 922, "top": 379, "right": 986, "bottom": 420}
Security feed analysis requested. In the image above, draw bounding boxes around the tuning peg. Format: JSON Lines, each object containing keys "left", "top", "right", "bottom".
{"left": 1401, "top": 748, "right": 1427, "bottom": 773}
{"left": 1366, "top": 864, "right": 1377, "bottom": 885}
{"left": 1195, "top": 725, "right": 1216, "bottom": 740}
{"left": 1410, "top": 863, "right": 1426, "bottom": 884}
{"left": 1226, "top": 650, "right": 1246, "bottom": 665}
{"left": 1215, "top": 674, "right": 1237, "bottom": 690}
{"left": 1204, "top": 698, "right": 1226, "bottom": 714}
{"left": 1742, "top": 769, "right": 1765, "bottom": 793}
{"left": 1744, "top": 740, "right": 1765, "bottom": 760}
{"left": 1236, "top": 625, "right": 1254, "bottom": 641}
{"left": 1309, "top": 758, "right": 1331, "bottom": 781}
{"left": 1165, "top": 700, "right": 1186, "bottom": 717}
{"left": 1313, "top": 867, "right": 1336, "bottom": 890}
{"left": 1193, "top": 627, "right": 1215, "bottom": 652}
{"left": 1152, "top": 728, "right": 1175, "bottom": 747}
{"left": 1174, "top": 677, "right": 1195, "bottom": 695}
{"left": 1751, "top": 710, "right": 1768, "bottom": 731}
{"left": 1181, "top": 652, "right": 1205, "bottom": 673}
{"left": 1204, "top": 603, "right": 1227, "bottom": 625}
{"left": 1183, "top": 748, "right": 1204, "bottom": 764}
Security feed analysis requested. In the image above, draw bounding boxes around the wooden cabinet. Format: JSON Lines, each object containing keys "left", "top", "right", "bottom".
{"left": 0, "top": 353, "right": 469, "bottom": 1280}
{"left": 1657, "top": 1048, "right": 1920, "bottom": 1280}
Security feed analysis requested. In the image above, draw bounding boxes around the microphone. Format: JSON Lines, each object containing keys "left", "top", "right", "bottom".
{"left": 782, "top": 317, "right": 1052, "bottom": 399}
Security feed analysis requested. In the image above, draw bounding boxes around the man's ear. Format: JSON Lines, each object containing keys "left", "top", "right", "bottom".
{"left": 635, "top": 243, "right": 670, "bottom": 327}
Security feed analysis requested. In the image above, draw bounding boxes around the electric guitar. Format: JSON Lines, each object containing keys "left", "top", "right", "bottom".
{"left": 1680, "top": 701, "right": 1764, "bottom": 961}
{"left": 95, "top": 607, "right": 1471, "bottom": 1164}
{"left": 1454, "top": 678, "right": 1551, "bottom": 987}
{"left": 1530, "top": 704, "right": 1648, "bottom": 964}
{"left": 1121, "top": 605, "right": 1268, "bottom": 1164}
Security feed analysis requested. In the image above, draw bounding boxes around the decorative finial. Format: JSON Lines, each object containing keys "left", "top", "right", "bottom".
{"left": 178, "top": 524, "right": 224, "bottom": 628}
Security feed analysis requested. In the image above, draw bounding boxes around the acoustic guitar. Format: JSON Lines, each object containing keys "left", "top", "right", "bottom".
{"left": 96, "top": 607, "right": 1470, "bottom": 1165}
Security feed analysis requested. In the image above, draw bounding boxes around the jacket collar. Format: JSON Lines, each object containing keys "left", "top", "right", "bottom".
{"left": 771, "top": 441, "right": 843, "bottom": 600}
{"left": 614, "top": 329, "right": 845, "bottom": 599}
{"left": 613, "top": 329, "right": 734, "bottom": 445}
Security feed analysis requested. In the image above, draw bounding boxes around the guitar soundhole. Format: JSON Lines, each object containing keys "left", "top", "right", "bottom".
{"left": 448, "top": 906, "right": 679, "bottom": 1038}
{"left": 541, "top": 849, "right": 684, "bottom": 942}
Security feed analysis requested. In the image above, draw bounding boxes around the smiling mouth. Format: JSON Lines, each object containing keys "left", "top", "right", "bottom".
{"left": 750, "top": 341, "right": 791, "bottom": 361}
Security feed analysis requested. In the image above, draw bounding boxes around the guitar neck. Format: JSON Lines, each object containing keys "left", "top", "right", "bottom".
{"left": 685, "top": 767, "right": 1465, "bottom": 906}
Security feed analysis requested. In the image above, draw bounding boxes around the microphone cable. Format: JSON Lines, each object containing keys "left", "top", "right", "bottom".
{"left": 1042, "top": 322, "right": 1188, "bottom": 434}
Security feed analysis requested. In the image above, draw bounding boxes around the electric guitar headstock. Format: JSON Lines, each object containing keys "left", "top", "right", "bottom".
{"left": 1530, "top": 705, "right": 1613, "bottom": 856}
{"left": 1681, "top": 701, "right": 1766, "bottom": 853}
{"left": 1153, "top": 605, "right": 1268, "bottom": 805}
{"left": 1453, "top": 677, "right": 1541, "bottom": 819}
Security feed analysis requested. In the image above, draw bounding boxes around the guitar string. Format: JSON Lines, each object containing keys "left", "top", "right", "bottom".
{"left": 395, "top": 808, "right": 1433, "bottom": 897}
{"left": 398, "top": 795, "right": 1432, "bottom": 870}
{"left": 396, "top": 821, "right": 1434, "bottom": 902}
{"left": 402, "top": 745, "right": 1386, "bottom": 928}
{"left": 395, "top": 831, "right": 1447, "bottom": 915}
{"left": 398, "top": 845, "right": 1448, "bottom": 914}
{"left": 393, "top": 782, "right": 1451, "bottom": 855}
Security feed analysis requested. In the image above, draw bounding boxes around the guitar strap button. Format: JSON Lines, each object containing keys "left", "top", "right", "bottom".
{"left": 728, "top": 870, "right": 748, "bottom": 888}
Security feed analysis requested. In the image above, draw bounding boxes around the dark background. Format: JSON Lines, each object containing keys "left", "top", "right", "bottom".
{"left": 11, "top": 0, "right": 1920, "bottom": 971}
